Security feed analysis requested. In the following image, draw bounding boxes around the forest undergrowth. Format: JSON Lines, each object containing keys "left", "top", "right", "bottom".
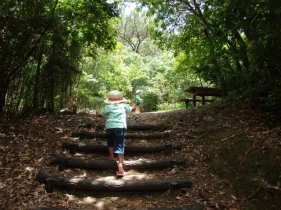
{"left": 194, "top": 99, "right": 281, "bottom": 210}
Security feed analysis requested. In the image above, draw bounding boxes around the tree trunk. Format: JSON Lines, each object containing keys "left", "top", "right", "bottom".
{"left": 33, "top": 54, "right": 42, "bottom": 112}
{"left": 50, "top": 77, "right": 55, "bottom": 113}
{"left": 0, "top": 82, "right": 8, "bottom": 114}
{"left": 50, "top": 156, "right": 186, "bottom": 171}
{"left": 70, "top": 132, "right": 171, "bottom": 139}
{"left": 62, "top": 141, "right": 181, "bottom": 154}
{"left": 36, "top": 173, "right": 192, "bottom": 193}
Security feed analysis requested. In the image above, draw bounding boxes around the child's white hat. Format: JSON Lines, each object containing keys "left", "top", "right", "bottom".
{"left": 104, "top": 90, "right": 127, "bottom": 104}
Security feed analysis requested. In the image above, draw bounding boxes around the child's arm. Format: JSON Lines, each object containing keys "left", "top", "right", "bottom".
{"left": 131, "top": 101, "right": 136, "bottom": 111}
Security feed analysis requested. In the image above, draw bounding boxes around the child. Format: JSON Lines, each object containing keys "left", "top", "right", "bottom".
{"left": 96, "top": 90, "right": 136, "bottom": 176}
{"left": 135, "top": 90, "right": 142, "bottom": 113}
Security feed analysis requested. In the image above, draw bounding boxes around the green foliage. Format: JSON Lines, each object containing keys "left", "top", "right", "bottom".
{"left": 0, "top": 0, "right": 120, "bottom": 114}
{"left": 139, "top": 0, "right": 281, "bottom": 110}
{"left": 75, "top": 43, "right": 150, "bottom": 110}
{"left": 1, "top": 0, "right": 213, "bottom": 115}
{"left": 141, "top": 92, "right": 158, "bottom": 111}
{"left": 158, "top": 102, "right": 184, "bottom": 111}
{"left": 7, "top": 0, "right": 281, "bottom": 115}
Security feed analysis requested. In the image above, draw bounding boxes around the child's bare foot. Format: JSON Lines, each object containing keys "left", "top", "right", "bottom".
{"left": 116, "top": 171, "right": 125, "bottom": 177}
{"left": 117, "top": 164, "right": 125, "bottom": 175}
{"left": 107, "top": 156, "right": 115, "bottom": 161}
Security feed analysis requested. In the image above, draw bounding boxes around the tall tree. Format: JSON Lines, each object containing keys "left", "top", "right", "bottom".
{"left": 118, "top": 10, "right": 150, "bottom": 54}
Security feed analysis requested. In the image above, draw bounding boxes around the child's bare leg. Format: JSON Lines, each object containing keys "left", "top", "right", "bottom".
{"left": 117, "top": 153, "right": 125, "bottom": 174}
{"left": 108, "top": 147, "right": 115, "bottom": 160}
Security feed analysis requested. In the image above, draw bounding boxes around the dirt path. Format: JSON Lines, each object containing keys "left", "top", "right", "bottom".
{"left": 0, "top": 108, "right": 239, "bottom": 209}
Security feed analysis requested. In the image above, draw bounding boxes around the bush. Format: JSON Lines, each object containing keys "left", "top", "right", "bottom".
{"left": 142, "top": 92, "right": 158, "bottom": 112}
{"left": 158, "top": 102, "right": 185, "bottom": 111}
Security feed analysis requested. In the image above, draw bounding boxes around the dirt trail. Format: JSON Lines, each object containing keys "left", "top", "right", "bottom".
{"left": 0, "top": 108, "right": 239, "bottom": 209}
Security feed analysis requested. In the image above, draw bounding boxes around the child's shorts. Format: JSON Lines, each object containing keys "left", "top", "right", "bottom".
{"left": 106, "top": 128, "right": 125, "bottom": 154}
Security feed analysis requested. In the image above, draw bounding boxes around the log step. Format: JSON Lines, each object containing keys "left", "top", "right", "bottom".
{"left": 148, "top": 204, "right": 203, "bottom": 210}
{"left": 50, "top": 156, "right": 186, "bottom": 171}
{"left": 70, "top": 131, "right": 171, "bottom": 139}
{"left": 127, "top": 124, "right": 170, "bottom": 131}
{"left": 35, "top": 208, "right": 76, "bottom": 210}
{"left": 35, "top": 204, "right": 203, "bottom": 210}
{"left": 36, "top": 173, "right": 192, "bottom": 193}
{"left": 62, "top": 141, "right": 181, "bottom": 154}
{"left": 79, "top": 124, "right": 170, "bottom": 131}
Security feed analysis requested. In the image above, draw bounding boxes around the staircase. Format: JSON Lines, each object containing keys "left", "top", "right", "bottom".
{"left": 35, "top": 111, "right": 203, "bottom": 210}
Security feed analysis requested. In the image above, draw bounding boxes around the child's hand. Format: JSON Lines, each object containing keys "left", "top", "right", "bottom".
{"left": 96, "top": 111, "right": 103, "bottom": 118}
